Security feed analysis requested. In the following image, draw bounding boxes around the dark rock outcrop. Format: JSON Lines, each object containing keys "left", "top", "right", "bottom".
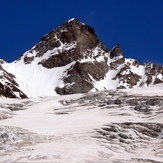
{"left": 109, "top": 44, "right": 122, "bottom": 59}
{"left": 34, "top": 18, "right": 110, "bottom": 94}
{"left": 56, "top": 60, "right": 109, "bottom": 95}
{"left": 34, "top": 18, "right": 108, "bottom": 68}
{"left": 0, "top": 64, "right": 27, "bottom": 98}
{"left": 145, "top": 62, "right": 163, "bottom": 86}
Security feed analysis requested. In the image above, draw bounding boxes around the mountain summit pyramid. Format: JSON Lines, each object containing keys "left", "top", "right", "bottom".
{"left": 0, "top": 18, "right": 163, "bottom": 98}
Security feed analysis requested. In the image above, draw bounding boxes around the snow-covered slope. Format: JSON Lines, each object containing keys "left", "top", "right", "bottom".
{"left": 3, "top": 56, "right": 74, "bottom": 97}
{"left": 0, "top": 84, "right": 163, "bottom": 162}
{"left": 0, "top": 18, "right": 163, "bottom": 98}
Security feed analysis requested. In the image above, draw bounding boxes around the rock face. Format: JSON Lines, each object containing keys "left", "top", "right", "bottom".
{"left": 0, "top": 60, "right": 27, "bottom": 98}
{"left": 0, "top": 18, "right": 163, "bottom": 98}
{"left": 55, "top": 60, "right": 109, "bottom": 94}
{"left": 36, "top": 18, "right": 109, "bottom": 94}
{"left": 26, "top": 18, "right": 108, "bottom": 67}
{"left": 109, "top": 45, "right": 163, "bottom": 89}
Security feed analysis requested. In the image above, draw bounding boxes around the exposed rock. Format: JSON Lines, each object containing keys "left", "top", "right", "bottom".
{"left": 134, "top": 104, "right": 151, "bottom": 114}
{"left": 117, "top": 85, "right": 127, "bottom": 89}
{"left": 0, "top": 65, "right": 27, "bottom": 98}
{"left": 126, "top": 98, "right": 139, "bottom": 106}
{"left": 106, "top": 99, "right": 112, "bottom": 105}
{"left": 114, "top": 99, "right": 122, "bottom": 105}
{"left": 154, "top": 77, "right": 163, "bottom": 84}
{"left": 144, "top": 62, "right": 163, "bottom": 86}
{"left": 114, "top": 71, "right": 142, "bottom": 88}
{"left": 132, "top": 59, "right": 139, "bottom": 67}
{"left": 110, "top": 57, "right": 125, "bottom": 69}
{"left": 32, "top": 18, "right": 110, "bottom": 95}
{"left": 146, "top": 98, "right": 161, "bottom": 106}
{"left": 109, "top": 44, "right": 122, "bottom": 59}
{"left": 0, "top": 126, "right": 43, "bottom": 150}
{"left": 0, "top": 107, "right": 13, "bottom": 120}
{"left": 56, "top": 60, "right": 109, "bottom": 94}
{"left": 24, "top": 55, "right": 34, "bottom": 64}
{"left": 0, "top": 82, "right": 26, "bottom": 98}
{"left": 118, "top": 133, "right": 128, "bottom": 139}
{"left": 35, "top": 18, "right": 108, "bottom": 68}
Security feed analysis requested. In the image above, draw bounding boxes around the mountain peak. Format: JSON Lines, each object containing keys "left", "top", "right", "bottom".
{"left": 67, "top": 18, "right": 84, "bottom": 24}
{"left": 0, "top": 19, "right": 163, "bottom": 98}
{"left": 68, "top": 18, "right": 76, "bottom": 22}
{"left": 19, "top": 17, "right": 107, "bottom": 68}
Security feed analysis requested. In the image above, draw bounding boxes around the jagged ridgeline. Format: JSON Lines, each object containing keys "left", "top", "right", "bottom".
{"left": 0, "top": 18, "right": 163, "bottom": 98}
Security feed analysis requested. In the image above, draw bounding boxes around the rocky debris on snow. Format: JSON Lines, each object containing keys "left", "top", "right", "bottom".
{"left": 0, "top": 89, "right": 163, "bottom": 162}
{"left": 0, "top": 101, "right": 32, "bottom": 112}
{"left": 53, "top": 90, "right": 163, "bottom": 162}
{"left": 57, "top": 90, "right": 163, "bottom": 119}
{"left": 94, "top": 122, "right": 163, "bottom": 162}
{"left": 0, "top": 108, "right": 13, "bottom": 120}
{"left": 0, "top": 126, "right": 61, "bottom": 161}
{"left": 60, "top": 90, "right": 163, "bottom": 107}
{"left": 0, "top": 101, "right": 34, "bottom": 120}
{"left": 0, "top": 126, "right": 42, "bottom": 151}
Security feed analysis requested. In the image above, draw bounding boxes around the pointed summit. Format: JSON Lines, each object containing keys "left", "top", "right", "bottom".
{"left": 1, "top": 18, "right": 162, "bottom": 98}
{"left": 67, "top": 18, "right": 85, "bottom": 24}
{"left": 20, "top": 17, "right": 108, "bottom": 68}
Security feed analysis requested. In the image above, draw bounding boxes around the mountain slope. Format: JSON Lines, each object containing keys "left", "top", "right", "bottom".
{"left": 0, "top": 18, "right": 163, "bottom": 98}
{"left": 0, "top": 84, "right": 163, "bottom": 162}
{"left": 0, "top": 60, "right": 27, "bottom": 98}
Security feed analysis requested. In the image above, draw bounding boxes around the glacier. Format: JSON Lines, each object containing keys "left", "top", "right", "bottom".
{"left": 0, "top": 84, "right": 163, "bottom": 162}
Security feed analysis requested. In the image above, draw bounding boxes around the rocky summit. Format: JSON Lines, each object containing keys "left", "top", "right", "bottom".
{"left": 0, "top": 18, "right": 163, "bottom": 98}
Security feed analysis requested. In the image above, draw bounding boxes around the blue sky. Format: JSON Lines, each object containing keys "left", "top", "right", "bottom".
{"left": 0, "top": 0, "right": 163, "bottom": 65}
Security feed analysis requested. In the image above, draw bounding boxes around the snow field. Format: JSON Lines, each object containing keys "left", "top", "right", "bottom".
{"left": 0, "top": 84, "right": 163, "bottom": 162}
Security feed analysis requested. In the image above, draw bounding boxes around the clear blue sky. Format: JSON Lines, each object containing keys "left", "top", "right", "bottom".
{"left": 0, "top": 0, "right": 163, "bottom": 65}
